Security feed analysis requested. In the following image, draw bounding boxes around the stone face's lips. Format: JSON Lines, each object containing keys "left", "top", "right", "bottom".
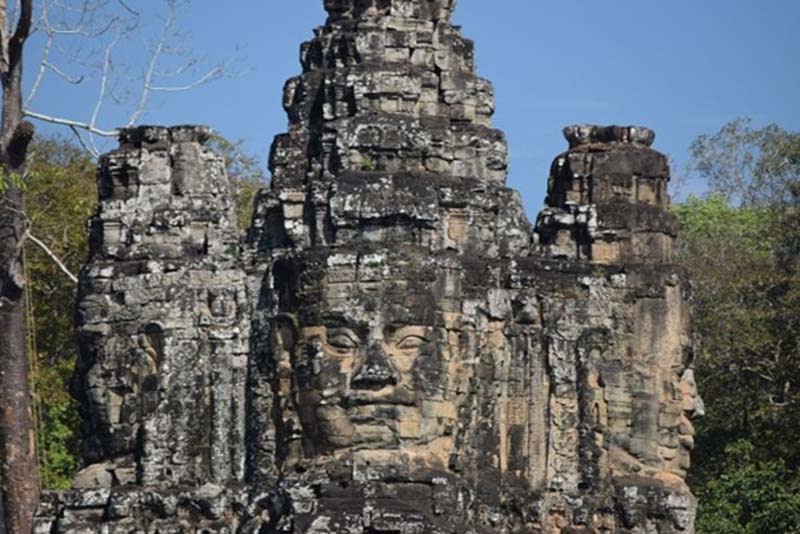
{"left": 343, "top": 387, "right": 418, "bottom": 407}
{"left": 347, "top": 406, "right": 403, "bottom": 425}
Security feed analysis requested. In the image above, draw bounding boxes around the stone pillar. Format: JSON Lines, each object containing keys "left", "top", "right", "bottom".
{"left": 71, "top": 126, "right": 249, "bottom": 488}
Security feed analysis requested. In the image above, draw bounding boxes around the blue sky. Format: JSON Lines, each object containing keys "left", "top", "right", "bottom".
{"left": 29, "top": 1, "right": 800, "bottom": 217}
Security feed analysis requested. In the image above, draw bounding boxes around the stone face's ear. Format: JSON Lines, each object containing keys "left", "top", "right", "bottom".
{"left": 272, "top": 260, "right": 299, "bottom": 313}
{"left": 143, "top": 323, "right": 164, "bottom": 369}
{"left": 273, "top": 313, "right": 298, "bottom": 353}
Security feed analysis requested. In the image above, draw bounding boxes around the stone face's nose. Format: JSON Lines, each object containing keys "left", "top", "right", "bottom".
{"left": 680, "top": 369, "right": 706, "bottom": 419}
{"left": 351, "top": 343, "right": 398, "bottom": 390}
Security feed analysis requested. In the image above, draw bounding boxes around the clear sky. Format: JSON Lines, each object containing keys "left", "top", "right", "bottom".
{"left": 29, "top": 1, "right": 800, "bottom": 217}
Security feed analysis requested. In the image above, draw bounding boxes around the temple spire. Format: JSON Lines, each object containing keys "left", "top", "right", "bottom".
{"left": 264, "top": 0, "right": 505, "bottom": 194}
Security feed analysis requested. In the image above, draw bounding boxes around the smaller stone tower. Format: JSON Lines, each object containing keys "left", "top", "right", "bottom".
{"left": 536, "top": 125, "right": 677, "bottom": 264}
{"left": 71, "top": 126, "right": 249, "bottom": 489}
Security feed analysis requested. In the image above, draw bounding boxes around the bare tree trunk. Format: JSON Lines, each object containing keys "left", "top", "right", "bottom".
{"left": 0, "top": 186, "right": 36, "bottom": 534}
{"left": 0, "top": 2, "right": 37, "bottom": 532}
{"left": 0, "top": 493, "right": 6, "bottom": 534}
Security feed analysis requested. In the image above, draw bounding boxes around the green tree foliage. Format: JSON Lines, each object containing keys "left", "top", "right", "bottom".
{"left": 691, "top": 117, "right": 800, "bottom": 207}
{"left": 676, "top": 119, "right": 800, "bottom": 532}
{"left": 207, "top": 134, "right": 268, "bottom": 230}
{"left": 24, "top": 135, "right": 95, "bottom": 488}
{"left": 696, "top": 441, "right": 800, "bottom": 534}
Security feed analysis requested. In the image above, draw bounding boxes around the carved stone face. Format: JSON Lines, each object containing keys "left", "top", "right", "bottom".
{"left": 652, "top": 340, "right": 705, "bottom": 480}
{"left": 676, "top": 368, "right": 704, "bottom": 467}
{"left": 272, "top": 254, "right": 466, "bottom": 466}
{"left": 293, "top": 317, "right": 436, "bottom": 450}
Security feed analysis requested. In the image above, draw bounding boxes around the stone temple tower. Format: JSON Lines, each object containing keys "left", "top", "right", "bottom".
{"left": 36, "top": 1, "right": 703, "bottom": 532}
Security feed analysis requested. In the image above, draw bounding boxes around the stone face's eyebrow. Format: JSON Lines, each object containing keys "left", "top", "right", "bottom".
{"left": 383, "top": 322, "right": 427, "bottom": 339}
{"left": 319, "top": 314, "right": 369, "bottom": 337}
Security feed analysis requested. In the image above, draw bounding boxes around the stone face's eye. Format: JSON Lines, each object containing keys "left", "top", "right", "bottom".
{"left": 396, "top": 335, "right": 427, "bottom": 350}
{"left": 327, "top": 332, "right": 359, "bottom": 350}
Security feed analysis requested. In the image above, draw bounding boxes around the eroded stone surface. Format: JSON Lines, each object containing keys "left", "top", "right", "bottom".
{"left": 70, "top": 125, "right": 249, "bottom": 489}
{"left": 36, "top": 3, "right": 701, "bottom": 533}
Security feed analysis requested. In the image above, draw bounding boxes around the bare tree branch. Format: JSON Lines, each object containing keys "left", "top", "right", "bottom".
{"left": 148, "top": 64, "right": 222, "bottom": 92}
{"left": 116, "top": 0, "right": 138, "bottom": 16}
{"left": 51, "top": 15, "right": 120, "bottom": 38}
{"left": 43, "top": 60, "right": 84, "bottom": 83}
{"left": 24, "top": 31, "right": 52, "bottom": 106}
{"left": 10, "top": 0, "right": 33, "bottom": 49}
{"left": 23, "top": 109, "right": 118, "bottom": 136}
{"left": 127, "top": 0, "right": 174, "bottom": 126}
{"left": 24, "top": 232, "right": 78, "bottom": 284}
{"left": 153, "top": 57, "right": 197, "bottom": 79}
{"left": 87, "top": 32, "right": 117, "bottom": 153}
{"left": 37, "top": 0, "right": 121, "bottom": 38}
{"left": 24, "top": 0, "right": 234, "bottom": 159}
{"left": 68, "top": 124, "right": 100, "bottom": 158}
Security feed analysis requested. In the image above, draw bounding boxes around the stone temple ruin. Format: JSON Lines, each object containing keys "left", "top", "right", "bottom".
{"left": 35, "top": 1, "right": 704, "bottom": 532}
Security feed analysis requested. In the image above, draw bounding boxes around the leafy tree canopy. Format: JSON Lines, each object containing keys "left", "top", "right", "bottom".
{"left": 690, "top": 117, "right": 800, "bottom": 208}
{"left": 677, "top": 119, "right": 800, "bottom": 532}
